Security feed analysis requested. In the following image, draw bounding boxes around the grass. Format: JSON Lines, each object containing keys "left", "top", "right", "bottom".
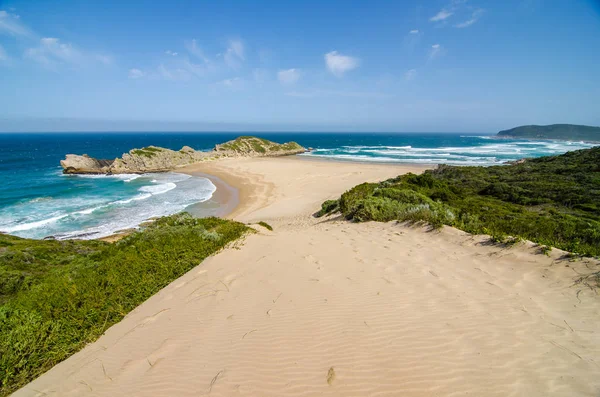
{"left": 0, "top": 213, "right": 251, "bottom": 396}
{"left": 317, "top": 147, "right": 600, "bottom": 258}
{"left": 257, "top": 221, "right": 273, "bottom": 231}
{"left": 131, "top": 146, "right": 164, "bottom": 158}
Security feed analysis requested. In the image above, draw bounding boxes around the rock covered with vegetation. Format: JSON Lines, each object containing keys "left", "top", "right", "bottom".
{"left": 60, "top": 136, "right": 306, "bottom": 174}
{"left": 0, "top": 213, "right": 251, "bottom": 396}
{"left": 318, "top": 147, "right": 600, "bottom": 257}
{"left": 60, "top": 145, "right": 209, "bottom": 174}
{"left": 214, "top": 136, "right": 305, "bottom": 157}
{"left": 497, "top": 124, "right": 600, "bottom": 142}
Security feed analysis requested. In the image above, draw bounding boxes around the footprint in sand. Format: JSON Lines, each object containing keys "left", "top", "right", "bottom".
{"left": 327, "top": 367, "right": 336, "bottom": 385}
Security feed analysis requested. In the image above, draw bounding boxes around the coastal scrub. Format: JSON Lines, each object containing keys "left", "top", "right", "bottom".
{"left": 318, "top": 147, "right": 600, "bottom": 257}
{"left": 0, "top": 213, "right": 251, "bottom": 396}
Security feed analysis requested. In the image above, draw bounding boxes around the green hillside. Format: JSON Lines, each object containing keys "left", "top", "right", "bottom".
{"left": 497, "top": 124, "right": 600, "bottom": 141}
{"left": 317, "top": 147, "right": 600, "bottom": 258}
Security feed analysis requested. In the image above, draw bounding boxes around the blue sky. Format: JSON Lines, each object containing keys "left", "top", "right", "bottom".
{"left": 1, "top": 0, "right": 599, "bottom": 132}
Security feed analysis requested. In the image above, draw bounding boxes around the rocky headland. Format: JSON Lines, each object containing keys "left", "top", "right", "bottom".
{"left": 60, "top": 136, "right": 306, "bottom": 174}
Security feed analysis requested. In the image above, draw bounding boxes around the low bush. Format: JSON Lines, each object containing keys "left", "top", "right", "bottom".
{"left": 257, "top": 221, "right": 273, "bottom": 231}
{"left": 320, "top": 147, "right": 600, "bottom": 257}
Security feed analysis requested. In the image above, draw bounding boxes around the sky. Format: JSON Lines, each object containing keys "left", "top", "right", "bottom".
{"left": 1, "top": 0, "right": 599, "bottom": 132}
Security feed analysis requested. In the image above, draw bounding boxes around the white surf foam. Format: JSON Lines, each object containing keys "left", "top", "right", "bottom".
{"left": 139, "top": 182, "right": 177, "bottom": 195}
{"left": 1, "top": 214, "right": 68, "bottom": 232}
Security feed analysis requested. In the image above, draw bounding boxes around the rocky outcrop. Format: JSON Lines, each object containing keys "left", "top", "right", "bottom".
{"left": 61, "top": 136, "right": 306, "bottom": 174}
{"left": 60, "top": 155, "right": 115, "bottom": 174}
{"left": 214, "top": 136, "right": 306, "bottom": 157}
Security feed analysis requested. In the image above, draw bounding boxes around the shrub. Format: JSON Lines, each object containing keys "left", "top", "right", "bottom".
{"left": 257, "top": 221, "right": 273, "bottom": 231}
{"left": 318, "top": 147, "right": 600, "bottom": 257}
{"left": 316, "top": 200, "right": 340, "bottom": 217}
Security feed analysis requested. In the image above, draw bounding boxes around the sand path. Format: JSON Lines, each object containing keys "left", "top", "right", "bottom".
{"left": 15, "top": 157, "right": 600, "bottom": 397}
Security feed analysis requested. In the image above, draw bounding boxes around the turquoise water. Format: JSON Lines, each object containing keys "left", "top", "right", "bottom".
{"left": 0, "top": 132, "right": 595, "bottom": 240}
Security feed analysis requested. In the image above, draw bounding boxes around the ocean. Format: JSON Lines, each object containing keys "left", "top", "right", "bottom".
{"left": 0, "top": 132, "right": 595, "bottom": 240}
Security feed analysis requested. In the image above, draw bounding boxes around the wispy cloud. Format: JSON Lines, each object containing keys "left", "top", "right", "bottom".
{"left": 182, "top": 39, "right": 215, "bottom": 77}
{"left": 0, "top": 10, "right": 32, "bottom": 37}
{"left": 224, "top": 39, "right": 244, "bottom": 69}
{"left": 277, "top": 68, "right": 300, "bottom": 85}
{"left": 409, "top": 29, "right": 420, "bottom": 34}
{"left": 25, "top": 37, "right": 79, "bottom": 66}
{"left": 4, "top": 11, "right": 113, "bottom": 70}
{"left": 404, "top": 69, "right": 417, "bottom": 81}
{"left": 185, "top": 39, "right": 210, "bottom": 64}
{"left": 24, "top": 37, "right": 111, "bottom": 68}
{"left": 165, "top": 50, "right": 178, "bottom": 56}
{"left": 430, "top": 9, "right": 453, "bottom": 22}
{"left": 158, "top": 64, "right": 192, "bottom": 81}
{"left": 429, "top": 44, "right": 444, "bottom": 59}
{"left": 324, "top": 51, "right": 359, "bottom": 77}
{"left": 455, "top": 9, "right": 484, "bottom": 28}
{"left": 128, "top": 68, "right": 144, "bottom": 79}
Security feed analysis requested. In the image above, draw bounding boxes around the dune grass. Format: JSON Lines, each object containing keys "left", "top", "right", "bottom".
{"left": 318, "top": 147, "right": 600, "bottom": 258}
{"left": 257, "top": 221, "right": 273, "bottom": 231}
{"left": 0, "top": 213, "right": 251, "bottom": 396}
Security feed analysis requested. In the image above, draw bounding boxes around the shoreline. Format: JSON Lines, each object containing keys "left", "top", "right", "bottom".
{"left": 178, "top": 155, "right": 431, "bottom": 223}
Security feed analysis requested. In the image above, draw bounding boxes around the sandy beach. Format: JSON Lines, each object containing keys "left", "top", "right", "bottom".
{"left": 15, "top": 156, "right": 600, "bottom": 397}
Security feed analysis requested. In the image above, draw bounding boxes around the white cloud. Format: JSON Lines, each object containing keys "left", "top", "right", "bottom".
{"left": 165, "top": 50, "right": 178, "bottom": 56}
{"left": 25, "top": 37, "right": 80, "bottom": 66}
{"left": 410, "top": 29, "right": 419, "bottom": 34}
{"left": 455, "top": 9, "right": 485, "bottom": 28}
{"left": 182, "top": 59, "right": 210, "bottom": 78}
{"left": 405, "top": 69, "right": 417, "bottom": 81}
{"left": 0, "top": 10, "right": 32, "bottom": 37}
{"left": 430, "top": 9, "right": 453, "bottom": 22}
{"left": 277, "top": 68, "right": 300, "bottom": 85}
{"left": 324, "top": 51, "right": 359, "bottom": 77}
{"left": 25, "top": 37, "right": 111, "bottom": 68}
{"left": 224, "top": 39, "right": 244, "bottom": 69}
{"left": 128, "top": 68, "right": 144, "bottom": 79}
{"left": 185, "top": 39, "right": 210, "bottom": 64}
{"left": 429, "top": 44, "right": 444, "bottom": 59}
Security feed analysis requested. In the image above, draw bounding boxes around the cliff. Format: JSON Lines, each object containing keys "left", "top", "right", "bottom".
{"left": 497, "top": 124, "right": 600, "bottom": 142}
{"left": 60, "top": 136, "right": 306, "bottom": 174}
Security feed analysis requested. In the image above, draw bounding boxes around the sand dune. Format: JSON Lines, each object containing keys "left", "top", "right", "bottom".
{"left": 15, "top": 157, "right": 600, "bottom": 397}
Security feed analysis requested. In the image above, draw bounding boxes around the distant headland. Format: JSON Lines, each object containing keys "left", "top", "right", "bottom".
{"left": 60, "top": 136, "right": 306, "bottom": 174}
{"left": 497, "top": 124, "right": 600, "bottom": 142}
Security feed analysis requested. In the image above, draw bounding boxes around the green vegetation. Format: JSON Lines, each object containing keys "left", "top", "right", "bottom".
{"left": 540, "top": 245, "right": 552, "bottom": 256}
{"left": 498, "top": 124, "right": 600, "bottom": 142}
{"left": 216, "top": 136, "right": 304, "bottom": 155}
{"left": 131, "top": 146, "right": 164, "bottom": 158}
{"left": 316, "top": 199, "right": 340, "bottom": 217}
{"left": 0, "top": 214, "right": 250, "bottom": 396}
{"left": 318, "top": 147, "right": 600, "bottom": 257}
{"left": 257, "top": 221, "right": 273, "bottom": 231}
